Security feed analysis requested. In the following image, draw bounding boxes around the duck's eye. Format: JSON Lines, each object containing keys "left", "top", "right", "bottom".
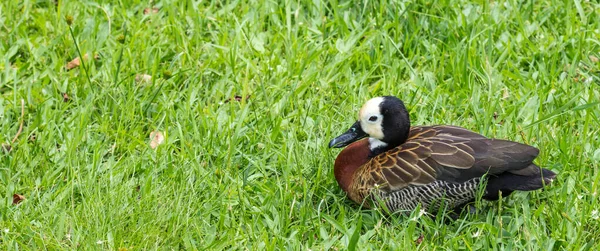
{"left": 368, "top": 116, "right": 378, "bottom": 122}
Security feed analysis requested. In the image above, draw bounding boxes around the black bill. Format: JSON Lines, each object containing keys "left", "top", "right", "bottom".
{"left": 328, "top": 121, "right": 367, "bottom": 148}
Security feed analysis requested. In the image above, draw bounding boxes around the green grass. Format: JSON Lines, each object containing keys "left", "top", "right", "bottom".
{"left": 1, "top": 0, "right": 599, "bottom": 249}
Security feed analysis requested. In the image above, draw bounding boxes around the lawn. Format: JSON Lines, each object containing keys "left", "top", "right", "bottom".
{"left": 1, "top": 0, "right": 599, "bottom": 249}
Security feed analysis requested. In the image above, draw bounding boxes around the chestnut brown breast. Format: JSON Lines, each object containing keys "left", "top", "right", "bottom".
{"left": 333, "top": 138, "right": 370, "bottom": 196}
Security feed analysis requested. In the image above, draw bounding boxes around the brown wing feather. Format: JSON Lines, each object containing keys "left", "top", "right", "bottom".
{"left": 352, "top": 125, "right": 540, "bottom": 195}
{"left": 359, "top": 140, "right": 437, "bottom": 192}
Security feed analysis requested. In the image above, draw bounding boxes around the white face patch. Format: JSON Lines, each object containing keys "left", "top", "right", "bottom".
{"left": 368, "top": 137, "right": 388, "bottom": 151}
{"left": 358, "top": 97, "right": 385, "bottom": 140}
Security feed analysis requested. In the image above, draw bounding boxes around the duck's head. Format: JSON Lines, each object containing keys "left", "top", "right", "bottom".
{"left": 328, "top": 96, "right": 411, "bottom": 156}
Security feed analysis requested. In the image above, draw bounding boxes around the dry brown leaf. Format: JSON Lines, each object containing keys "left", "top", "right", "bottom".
{"left": 415, "top": 234, "right": 424, "bottom": 245}
{"left": 66, "top": 56, "right": 82, "bottom": 70}
{"left": 149, "top": 131, "right": 165, "bottom": 149}
{"left": 144, "top": 7, "right": 159, "bottom": 15}
{"left": 13, "top": 194, "right": 25, "bottom": 205}
{"left": 224, "top": 95, "right": 251, "bottom": 103}
{"left": 135, "top": 74, "right": 152, "bottom": 83}
{"left": 1, "top": 143, "right": 11, "bottom": 153}
{"left": 65, "top": 54, "right": 99, "bottom": 70}
{"left": 62, "top": 93, "right": 70, "bottom": 102}
{"left": 590, "top": 55, "right": 599, "bottom": 63}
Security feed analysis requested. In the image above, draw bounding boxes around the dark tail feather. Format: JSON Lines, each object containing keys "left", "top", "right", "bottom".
{"left": 483, "top": 168, "right": 556, "bottom": 201}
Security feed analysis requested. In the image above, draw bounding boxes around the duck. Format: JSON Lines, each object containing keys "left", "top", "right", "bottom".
{"left": 328, "top": 96, "right": 556, "bottom": 214}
